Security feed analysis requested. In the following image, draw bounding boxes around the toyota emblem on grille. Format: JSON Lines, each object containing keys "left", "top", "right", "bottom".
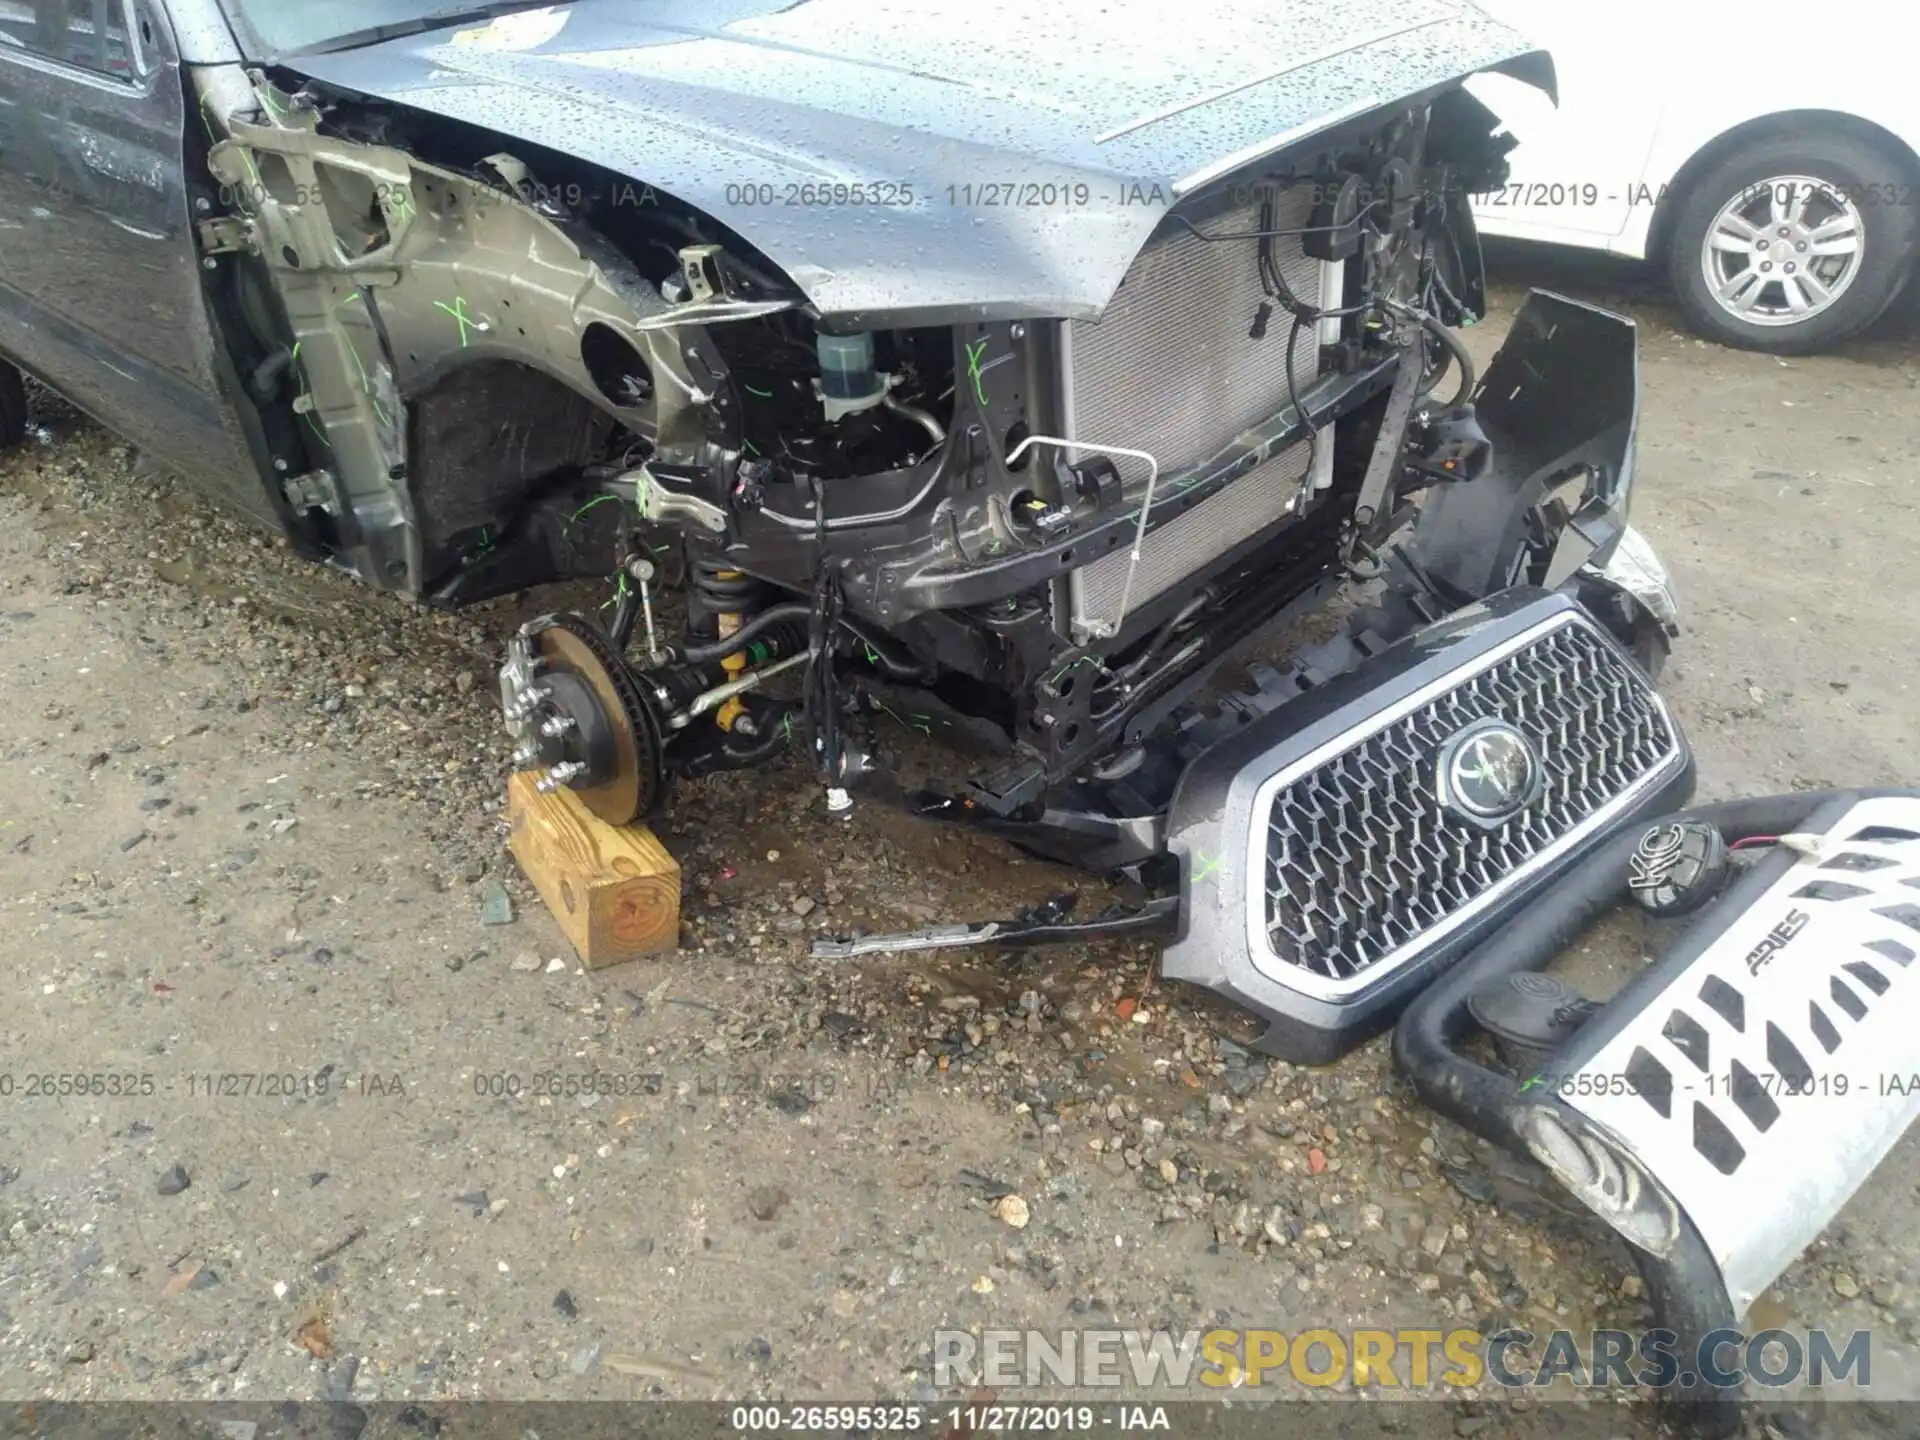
{"left": 1438, "top": 720, "right": 1543, "bottom": 824}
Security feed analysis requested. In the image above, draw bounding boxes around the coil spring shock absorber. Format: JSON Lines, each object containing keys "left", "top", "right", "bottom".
{"left": 690, "top": 559, "right": 770, "bottom": 732}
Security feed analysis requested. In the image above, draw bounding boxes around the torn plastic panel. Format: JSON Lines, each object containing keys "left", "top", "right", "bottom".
{"left": 1408, "top": 291, "right": 1642, "bottom": 603}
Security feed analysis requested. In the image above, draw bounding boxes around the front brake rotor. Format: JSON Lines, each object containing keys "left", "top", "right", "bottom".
{"left": 503, "top": 614, "right": 665, "bottom": 824}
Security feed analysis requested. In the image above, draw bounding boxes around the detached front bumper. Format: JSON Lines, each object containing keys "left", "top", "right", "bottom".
{"left": 1161, "top": 588, "right": 1695, "bottom": 1063}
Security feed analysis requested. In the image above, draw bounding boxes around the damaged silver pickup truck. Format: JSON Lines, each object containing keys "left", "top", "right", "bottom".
{"left": 0, "top": 0, "right": 1692, "bottom": 1059}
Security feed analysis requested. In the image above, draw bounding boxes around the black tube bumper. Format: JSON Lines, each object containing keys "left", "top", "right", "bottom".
{"left": 1393, "top": 788, "right": 1920, "bottom": 1434}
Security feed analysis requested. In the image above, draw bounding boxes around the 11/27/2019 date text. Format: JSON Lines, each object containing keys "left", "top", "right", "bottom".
{"left": 0, "top": 1070, "right": 404, "bottom": 1101}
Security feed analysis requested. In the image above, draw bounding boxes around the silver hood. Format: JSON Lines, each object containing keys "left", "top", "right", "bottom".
{"left": 288, "top": 0, "right": 1550, "bottom": 325}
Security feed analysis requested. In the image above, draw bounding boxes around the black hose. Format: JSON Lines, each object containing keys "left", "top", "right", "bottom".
{"left": 842, "top": 614, "right": 937, "bottom": 683}
{"left": 1120, "top": 588, "right": 1212, "bottom": 681}
{"left": 608, "top": 583, "right": 641, "bottom": 653}
{"left": 1415, "top": 308, "right": 1476, "bottom": 408}
{"left": 1430, "top": 261, "right": 1470, "bottom": 327}
{"left": 670, "top": 602, "right": 813, "bottom": 665}
{"left": 1394, "top": 789, "right": 1917, "bottom": 1437}
{"left": 671, "top": 600, "right": 934, "bottom": 684}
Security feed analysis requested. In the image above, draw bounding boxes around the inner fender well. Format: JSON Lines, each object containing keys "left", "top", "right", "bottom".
{"left": 410, "top": 360, "right": 618, "bottom": 553}
{"left": 203, "top": 74, "right": 768, "bottom": 593}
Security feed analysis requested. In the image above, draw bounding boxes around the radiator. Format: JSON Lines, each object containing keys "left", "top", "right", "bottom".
{"left": 1062, "top": 187, "right": 1341, "bottom": 637}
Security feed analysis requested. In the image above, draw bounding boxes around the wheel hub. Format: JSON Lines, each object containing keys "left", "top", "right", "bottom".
{"left": 500, "top": 615, "right": 665, "bottom": 824}
{"left": 1700, "top": 174, "right": 1864, "bottom": 327}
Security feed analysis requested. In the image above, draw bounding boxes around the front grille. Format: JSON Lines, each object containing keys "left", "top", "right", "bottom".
{"left": 1064, "top": 188, "right": 1336, "bottom": 631}
{"left": 1264, "top": 618, "right": 1680, "bottom": 984}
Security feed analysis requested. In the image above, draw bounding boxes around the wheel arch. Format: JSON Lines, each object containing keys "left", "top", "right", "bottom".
{"left": 198, "top": 70, "right": 804, "bottom": 595}
{"left": 1647, "top": 108, "right": 1920, "bottom": 265}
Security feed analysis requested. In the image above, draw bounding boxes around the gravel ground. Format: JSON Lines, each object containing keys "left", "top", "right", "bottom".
{"left": 1, "top": 250, "right": 1917, "bottom": 1435}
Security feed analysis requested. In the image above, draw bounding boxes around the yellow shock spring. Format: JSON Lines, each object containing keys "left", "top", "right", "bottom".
{"left": 715, "top": 570, "right": 747, "bottom": 732}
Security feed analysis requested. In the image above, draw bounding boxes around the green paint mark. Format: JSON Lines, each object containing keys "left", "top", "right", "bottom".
{"left": 569, "top": 494, "right": 621, "bottom": 524}
{"left": 289, "top": 342, "right": 301, "bottom": 364}
{"left": 873, "top": 699, "right": 932, "bottom": 737}
{"left": 964, "top": 338, "right": 992, "bottom": 408}
{"left": 1191, "top": 852, "right": 1224, "bottom": 888}
{"left": 337, "top": 291, "right": 362, "bottom": 310}
{"left": 743, "top": 439, "right": 761, "bottom": 457}
{"left": 778, "top": 713, "right": 796, "bottom": 745}
{"left": 743, "top": 384, "right": 775, "bottom": 399}
{"left": 434, "top": 297, "right": 482, "bottom": 347}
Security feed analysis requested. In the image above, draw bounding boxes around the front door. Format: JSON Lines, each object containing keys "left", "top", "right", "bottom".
{"left": 0, "top": 0, "right": 269, "bottom": 517}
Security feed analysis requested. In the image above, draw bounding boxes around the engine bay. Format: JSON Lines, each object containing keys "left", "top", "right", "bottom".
{"left": 188, "top": 58, "right": 1668, "bottom": 877}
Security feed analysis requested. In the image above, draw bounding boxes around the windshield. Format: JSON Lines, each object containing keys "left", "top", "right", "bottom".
{"left": 218, "top": 0, "right": 575, "bottom": 59}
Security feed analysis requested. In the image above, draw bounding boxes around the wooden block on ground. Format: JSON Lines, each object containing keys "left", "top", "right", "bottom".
{"left": 507, "top": 771, "right": 680, "bottom": 966}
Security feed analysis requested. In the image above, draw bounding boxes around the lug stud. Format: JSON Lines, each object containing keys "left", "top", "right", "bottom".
{"left": 536, "top": 761, "right": 587, "bottom": 794}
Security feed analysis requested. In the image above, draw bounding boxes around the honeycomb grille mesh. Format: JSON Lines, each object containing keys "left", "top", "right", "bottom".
{"left": 1265, "top": 622, "right": 1678, "bottom": 980}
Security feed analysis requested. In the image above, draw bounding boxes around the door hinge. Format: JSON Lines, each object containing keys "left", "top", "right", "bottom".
{"left": 196, "top": 216, "right": 256, "bottom": 257}
{"left": 282, "top": 469, "right": 340, "bottom": 515}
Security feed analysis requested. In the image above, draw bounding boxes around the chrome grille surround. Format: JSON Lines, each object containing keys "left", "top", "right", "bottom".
{"left": 1062, "top": 188, "right": 1340, "bottom": 634}
{"left": 1244, "top": 611, "right": 1685, "bottom": 1000}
